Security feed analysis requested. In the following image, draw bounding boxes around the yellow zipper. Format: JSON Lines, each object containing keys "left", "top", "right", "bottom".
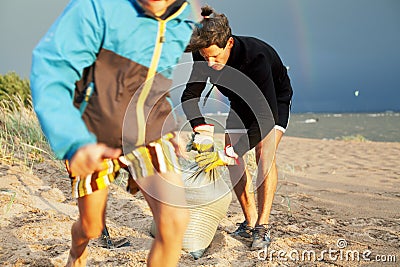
{"left": 135, "top": 2, "right": 188, "bottom": 146}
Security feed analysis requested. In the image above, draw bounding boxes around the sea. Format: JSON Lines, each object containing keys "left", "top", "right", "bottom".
{"left": 177, "top": 112, "right": 400, "bottom": 143}
{"left": 285, "top": 112, "right": 400, "bottom": 142}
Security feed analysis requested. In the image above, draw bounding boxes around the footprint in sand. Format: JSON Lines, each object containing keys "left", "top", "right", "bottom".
{"left": 365, "top": 228, "right": 400, "bottom": 245}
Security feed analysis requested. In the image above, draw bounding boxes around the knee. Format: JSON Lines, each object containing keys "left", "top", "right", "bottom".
{"left": 168, "top": 208, "right": 190, "bottom": 232}
{"left": 156, "top": 208, "right": 190, "bottom": 240}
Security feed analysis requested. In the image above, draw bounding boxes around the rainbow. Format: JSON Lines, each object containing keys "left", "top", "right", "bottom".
{"left": 287, "top": 1, "right": 314, "bottom": 88}
{"left": 188, "top": 0, "right": 203, "bottom": 22}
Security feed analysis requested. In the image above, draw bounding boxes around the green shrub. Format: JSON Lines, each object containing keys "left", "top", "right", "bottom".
{"left": 0, "top": 72, "right": 31, "bottom": 108}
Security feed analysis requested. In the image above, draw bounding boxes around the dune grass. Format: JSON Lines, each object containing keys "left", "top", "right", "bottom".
{"left": 338, "top": 134, "right": 369, "bottom": 142}
{"left": 0, "top": 94, "right": 54, "bottom": 171}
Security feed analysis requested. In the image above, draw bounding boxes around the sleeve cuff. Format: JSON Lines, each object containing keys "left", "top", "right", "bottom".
{"left": 189, "top": 117, "right": 207, "bottom": 129}
{"left": 274, "top": 125, "right": 286, "bottom": 133}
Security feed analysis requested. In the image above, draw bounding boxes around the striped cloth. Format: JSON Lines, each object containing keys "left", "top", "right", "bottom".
{"left": 66, "top": 133, "right": 180, "bottom": 198}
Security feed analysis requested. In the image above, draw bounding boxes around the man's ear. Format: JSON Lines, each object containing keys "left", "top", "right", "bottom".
{"left": 226, "top": 37, "right": 234, "bottom": 49}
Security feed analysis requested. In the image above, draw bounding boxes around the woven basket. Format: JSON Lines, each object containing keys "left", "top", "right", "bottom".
{"left": 150, "top": 164, "right": 232, "bottom": 259}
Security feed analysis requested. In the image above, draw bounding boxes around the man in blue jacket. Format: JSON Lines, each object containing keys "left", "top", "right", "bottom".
{"left": 182, "top": 5, "right": 293, "bottom": 251}
{"left": 30, "top": 0, "right": 193, "bottom": 266}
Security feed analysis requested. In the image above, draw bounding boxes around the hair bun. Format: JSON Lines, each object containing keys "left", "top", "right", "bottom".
{"left": 201, "top": 5, "right": 214, "bottom": 19}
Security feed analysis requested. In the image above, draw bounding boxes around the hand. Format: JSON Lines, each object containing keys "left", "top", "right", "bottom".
{"left": 186, "top": 124, "right": 214, "bottom": 153}
{"left": 69, "top": 143, "right": 121, "bottom": 177}
{"left": 195, "top": 145, "right": 239, "bottom": 172}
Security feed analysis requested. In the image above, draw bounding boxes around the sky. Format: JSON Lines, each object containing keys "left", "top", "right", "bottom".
{"left": 0, "top": 0, "right": 399, "bottom": 113}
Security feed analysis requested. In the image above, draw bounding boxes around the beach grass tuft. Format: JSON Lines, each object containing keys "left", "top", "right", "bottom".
{"left": 0, "top": 93, "right": 54, "bottom": 170}
{"left": 338, "top": 134, "right": 369, "bottom": 142}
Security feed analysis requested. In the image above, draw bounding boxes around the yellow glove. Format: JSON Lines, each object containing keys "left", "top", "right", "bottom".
{"left": 195, "top": 145, "right": 239, "bottom": 172}
{"left": 186, "top": 124, "right": 214, "bottom": 153}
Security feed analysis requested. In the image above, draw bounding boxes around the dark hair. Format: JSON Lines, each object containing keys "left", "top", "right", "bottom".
{"left": 185, "top": 5, "right": 232, "bottom": 52}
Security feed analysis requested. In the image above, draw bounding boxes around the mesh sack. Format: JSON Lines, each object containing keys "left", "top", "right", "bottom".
{"left": 150, "top": 164, "right": 232, "bottom": 259}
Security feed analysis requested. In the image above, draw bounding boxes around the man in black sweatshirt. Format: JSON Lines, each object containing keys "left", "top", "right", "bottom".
{"left": 181, "top": 5, "right": 293, "bottom": 250}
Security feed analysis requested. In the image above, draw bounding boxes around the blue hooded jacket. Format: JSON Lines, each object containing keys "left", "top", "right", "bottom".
{"left": 30, "top": 0, "right": 193, "bottom": 160}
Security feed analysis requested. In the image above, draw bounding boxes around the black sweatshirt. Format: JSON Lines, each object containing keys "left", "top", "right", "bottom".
{"left": 181, "top": 36, "right": 293, "bottom": 156}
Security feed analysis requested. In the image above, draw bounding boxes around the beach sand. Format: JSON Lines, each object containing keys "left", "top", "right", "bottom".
{"left": 1, "top": 135, "right": 399, "bottom": 266}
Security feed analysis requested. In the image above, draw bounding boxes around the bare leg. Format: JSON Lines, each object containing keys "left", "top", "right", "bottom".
{"left": 226, "top": 133, "right": 257, "bottom": 227}
{"left": 228, "top": 159, "right": 258, "bottom": 227}
{"left": 127, "top": 174, "right": 140, "bottom": 195}
{"left": 66, "top": 188, "right": 108, "bottom": 267}
{"left": 255, "top": 160, "right": 278, "bottom": 225}
{"left": 137, "top": 172, "right": 189, "bottom": 267}
{"left": 254, "top": 129, "right": 283, "bottom": 226}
